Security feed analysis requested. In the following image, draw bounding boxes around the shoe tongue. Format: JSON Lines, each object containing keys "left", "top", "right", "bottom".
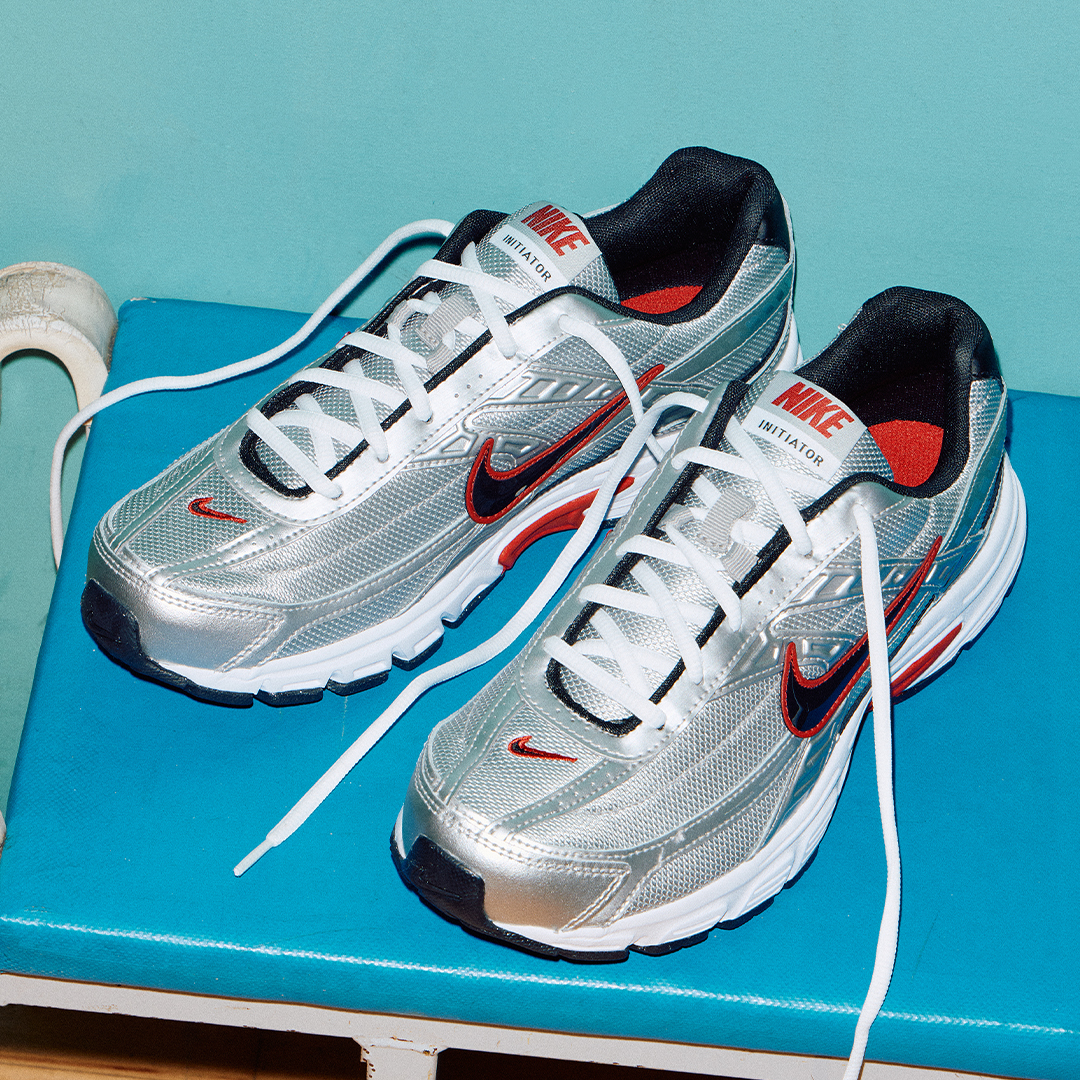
{"left": 474, "top": 202, "right": 619, "bottom": 302}
{"left": 737, "top": 371, "right": 893, "bottom": 483}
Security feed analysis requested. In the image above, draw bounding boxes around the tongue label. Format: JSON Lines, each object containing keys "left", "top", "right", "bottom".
{"left": 519, "top": 203, "right": 593, "bottom": 256}
{"left": 742, "top": 372, "right": 866, "bottom": 480}
{"left": 492, "top": 202, "right": 601, "bottom": 290}
{"left": 493, "top": 223, "right": 571, "bottom": 288}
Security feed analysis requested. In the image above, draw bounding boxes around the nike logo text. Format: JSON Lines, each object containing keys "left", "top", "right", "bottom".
{"left": 466, "top": 365, "right": 663, "bottom": 524}
{"left": 520, "top": 205, "right": 591, "bottom": 255}
{"left": 781, "top": 537, "right": 942, "bottom": 737}
{"left": 508, "top": 735, "right": 578, "bottom": 762}
{"left": 772, "top": 381, "right": 855, "bottom": 438}
{"left": 188, "top": 497, "right": 247, "bottom": 524}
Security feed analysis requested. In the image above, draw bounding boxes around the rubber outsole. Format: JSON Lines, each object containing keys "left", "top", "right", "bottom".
{"left": 82, "top": 313, "right": 800, "bottom": 708}
{"left": 83, "top": 578, "right": 482, "bottom": 708}
{"left": 391, "top": 827, "right": 809, "bottom": 963}
{"left": 83, "top": 464, "right": 651, "bottom": 708}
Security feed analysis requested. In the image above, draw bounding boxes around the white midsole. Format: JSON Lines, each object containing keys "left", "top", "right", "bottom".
{"left": 492, "top": 459, "right": 1026, "bottom": 952}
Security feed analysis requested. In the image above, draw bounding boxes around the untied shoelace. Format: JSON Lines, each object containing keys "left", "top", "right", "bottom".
{"left": 48, "top": 221, "right": 898, "bottom": 1079}
{"left": 542, "top": 415, "right": 900, "bottom": 1078}
{"left": 243, "top": 241, "right": 650, "bottom": 497}
{"left": 49, "top": 218, "right": 458, "bottom": 564}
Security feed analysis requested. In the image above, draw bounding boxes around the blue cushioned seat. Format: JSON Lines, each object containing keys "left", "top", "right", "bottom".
{"left": 0, "top": 297, "right": 1076, "bottom": 1078}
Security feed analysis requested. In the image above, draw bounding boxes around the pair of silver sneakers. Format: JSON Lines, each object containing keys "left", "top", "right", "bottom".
{"left": 82, "top": 148, "right": 1025, "bottom": 1027}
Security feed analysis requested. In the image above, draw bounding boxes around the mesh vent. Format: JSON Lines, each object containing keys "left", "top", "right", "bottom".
{"left": 126, "top": 468, "right": 266, "bottom": 569}
{"left": 106, "top": 436, "right": 216, "bottom": 539}
{"left": 181, "top": 463, "right": 473, "bottom": 605}
{"left": 519, "top": 679, "right": 783, "bottom": 852}
{"left": 620, "top": 751, "right": 799, "bottom": 915}
{"left": 571, "top": 256, "right": 620, "bottom": 301}
{"left": 271, "top": 546, "right": 461, "bottom": 659}
{"left": 872, "top": 501, "right": 933, "bottom": 560}
{"left": 453, "top": 708, "right": 599, "bottom": 820}
{"left": 427, "top": 667, "right": 517, "bottom": 780}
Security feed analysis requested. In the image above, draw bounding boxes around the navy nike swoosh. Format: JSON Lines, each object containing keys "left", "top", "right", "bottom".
{"left": 465, "top": 365, "right": 664, "bottom": 524}
{"left": 781, "top": 536, "right": 942, "bottom": 737}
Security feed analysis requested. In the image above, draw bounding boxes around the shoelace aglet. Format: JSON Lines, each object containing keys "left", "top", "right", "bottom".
{"left": 233, "top": 718, "right": 389, "bottom": 877}
{"left": 233, "top": 840, "right": 273, "bottom": 877}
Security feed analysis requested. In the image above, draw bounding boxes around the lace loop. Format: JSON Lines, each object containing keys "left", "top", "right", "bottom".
{"left": 49, "top": 217, "right": 455, "bottom": 565}
{"left": 235, "top": 390, "right": 710, "bottom": 876}
{"left": 662, "top": 519, "right": 745, "bottom": 632}
{"left": 544, "top": 636, "right": 668, "bottom": 728}
{"left": 723, "top": 417, "right": 815, "bottom": 556}
{"left": 548, "top": 410, "right": 829, "bottom": 727}
{"left": 245, "top": 408, "right": 343, "bottom": 499}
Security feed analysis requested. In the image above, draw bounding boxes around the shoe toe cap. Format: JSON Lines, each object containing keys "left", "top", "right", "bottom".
{"left": 400, "top": 700, "right": 634, "bottom": 944}
{"left": 84, "top": 525, "right": 282, "bottom": 680}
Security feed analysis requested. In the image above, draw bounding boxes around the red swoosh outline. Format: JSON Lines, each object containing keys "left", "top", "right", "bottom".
{"left": 188, "top": 497, "right": 248, "bottom": 524}
{"left": 508, "top": 735, "right": 578, "bottom": 762}
{"left": 465, "top": 365, "right": 664, "bottom": 524}
{"left": 781, "top": 536, "right": 942, "bottom": 738}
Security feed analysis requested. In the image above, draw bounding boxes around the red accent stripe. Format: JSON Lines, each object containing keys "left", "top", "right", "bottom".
{"left": 889, "top": 623, "right": 963, "bottom": 696}
{"left": 508, "top": 735, "right": 578, "bottom": 762}
{"left": 497, "top": 477, "right": 634, "bottom": 570}
{"left": 782, "top": 537, "right": 943, "bottom": 738}
{"left": 188, "top": 497, "right": 247, "bottom": 524}
{"left": 466, "top": 364, "right": 663, "bottom": 525}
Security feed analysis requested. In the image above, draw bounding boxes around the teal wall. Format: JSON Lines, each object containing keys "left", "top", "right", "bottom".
{"left": 3, "top": 0, "right": 1078, "bottom": 395}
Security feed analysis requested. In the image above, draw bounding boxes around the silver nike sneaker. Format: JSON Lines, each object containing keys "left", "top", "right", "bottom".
{"left": 394, "top": 287, "right": 1026, "bottom": 961}
{"left": 82, "top": 147, "right": 798, "bottom": 706}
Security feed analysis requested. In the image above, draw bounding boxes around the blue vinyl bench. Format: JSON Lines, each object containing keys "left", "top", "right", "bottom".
{"left": 0, "top": 294, "right": 1076, "bottom": 1080}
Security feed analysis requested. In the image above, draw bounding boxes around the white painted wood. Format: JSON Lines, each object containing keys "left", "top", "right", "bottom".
{"left": 0, "top": 262, "right": 115, "bottom": 413}
{"left": 359, "top": 1042, "right": 439, "bottom": 1080}
{"left": 0, "top": 974, "right": 1013, "bottom": 1080}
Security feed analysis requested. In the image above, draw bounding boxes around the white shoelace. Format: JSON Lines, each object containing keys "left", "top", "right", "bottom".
{"left": 235, "top": 397, "right": 900, "bottom": 1076}
{"left": 233, "top": 390, "right": 704, "bottom": 877}
{"left": 49, "top": 218, "right": 458, "bottom": 565}
{"left": 845, "top": 501, "right": 902, "bottom": 1080}
{"left": 244, "top": 242, "right": 539, "bottom": 497}
{"left": 545, "top": 416, "right": 900, "bottom": 1079}
{"left": 545, "top": 420, "right": 827, "bottom": 726}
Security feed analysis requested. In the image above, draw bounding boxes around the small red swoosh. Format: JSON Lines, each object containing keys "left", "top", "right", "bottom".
{"left": 188, "top": 497, "right": 247, "bottom": 524}
{"left": 508, "top": 735, "right": 578, "bottom": 762}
